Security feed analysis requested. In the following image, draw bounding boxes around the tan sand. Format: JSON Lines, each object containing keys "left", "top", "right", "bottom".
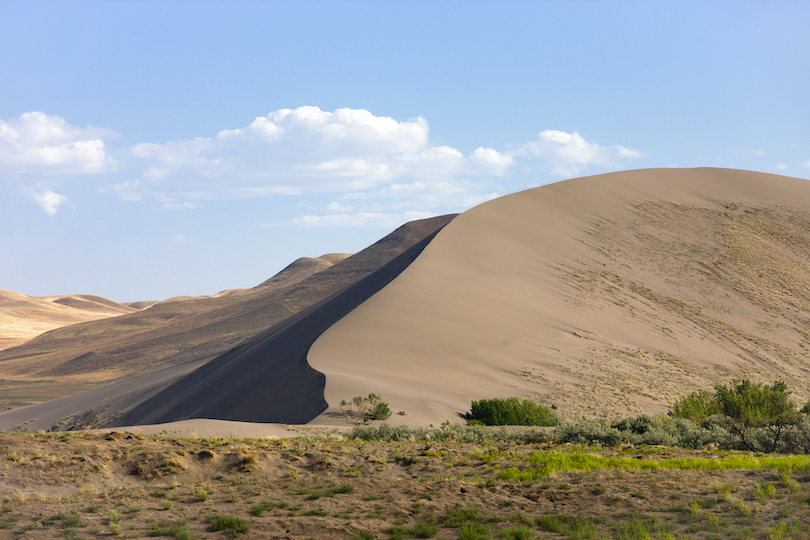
{"left": 0, "top": 290, "right": 136, "bottom": 351}
{"left": 94, "top": 418, "right": 342, "bottom": 439}
{"left": 308, "top": 168, "right": 810, "bottom": 426}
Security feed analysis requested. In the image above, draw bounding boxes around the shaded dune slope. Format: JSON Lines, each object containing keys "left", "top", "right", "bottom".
{"left": 0, "top": 215, "right": 454, "bottom": 430}
{"left": 0, "top": 215, "right": 454, "bottom": 409}
{"left": 309, "top": 168, "right": 810, "bottom": 425}
{"left": 108, "top": 226, "right": 446, "bottom": 427}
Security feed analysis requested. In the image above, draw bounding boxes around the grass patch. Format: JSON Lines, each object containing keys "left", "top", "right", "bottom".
{"left": 148, "top": 519, "right": 192, "bottom": 540}
{"left": 208, "top": 514, "right": 250, "bottom": 537}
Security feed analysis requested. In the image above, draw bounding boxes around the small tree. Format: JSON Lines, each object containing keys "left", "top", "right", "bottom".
{"left": 714, "top": 379, "right": 799, "bottom": 452}
{"left": 669, "top": 389, "right": 720, "bottom": 422}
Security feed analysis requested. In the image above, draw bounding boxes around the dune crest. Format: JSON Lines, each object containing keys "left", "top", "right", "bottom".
{"left": 309, "top": 168, "right": 810, "bottom": 425}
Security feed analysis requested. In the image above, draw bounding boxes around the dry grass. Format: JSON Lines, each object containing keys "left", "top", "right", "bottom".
{"left": 1, "top": 431, "right": 810, "bottom": 539}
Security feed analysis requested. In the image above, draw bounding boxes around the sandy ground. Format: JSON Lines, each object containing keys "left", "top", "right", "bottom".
{"left": 309, "top": 168, "right": 810, "bottom": 426}
{"left": 0, "top": 430, "right": 808, "bottom": 539}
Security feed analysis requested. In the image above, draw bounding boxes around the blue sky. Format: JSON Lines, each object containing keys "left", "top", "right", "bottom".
{"left": 1, "top": 0, "right": 808, "bottom": 302}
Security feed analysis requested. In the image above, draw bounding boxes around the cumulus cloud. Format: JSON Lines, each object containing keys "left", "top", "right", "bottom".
{"left": 31, "top": 189, "right": 70, "bottom": 216}
{"left": 5, "top": 108, "right": 643, "bottom": 226}
{"left": 508, "top": 130, "right": 642, "bottom": 176}
{"left": 805, "top": 160, "right": 810, "bottom": 168}
{"left": 117, "top": 107, "right": 513, "bottom": 207}
{"left": 776, "top": 164, "right": 789, "bottom": 170}
{"left": 0, "top": 112, "right": 116, "bottom": 215}
{"left": 0, "top": 112, "right": 114, "bottom": 175}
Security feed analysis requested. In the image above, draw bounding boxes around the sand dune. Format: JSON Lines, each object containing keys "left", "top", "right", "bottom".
{"left": 5, "top": 168, "right": 810, "bottom": 433}
{"left": 0, "top": 216, "right": 454, "bottom": 430}
{"left": 309, "top": 168, "right": 810, "bottom": 425}
{"left": 0, "top": 217, "right": 451, "bottom": 410}
{"left": 0, "top": 290, "right": 136, "bottom": 351}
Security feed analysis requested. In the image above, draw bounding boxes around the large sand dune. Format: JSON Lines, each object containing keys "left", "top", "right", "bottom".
{"left": 309, "top": 168, "right": 810, "bottom": 425}
{"left": 0, "top": 216, "right": 453, "bottom": 410}
{"left": 0, "top": 216, "right": 454, "bottom": 431}
{"left": 4, "top": 168, "right": 810, "bottom": 435}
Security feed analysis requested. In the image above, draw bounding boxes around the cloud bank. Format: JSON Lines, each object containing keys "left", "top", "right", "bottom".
{"left": 2, "top": 107, "right": 643, "bottom": 221}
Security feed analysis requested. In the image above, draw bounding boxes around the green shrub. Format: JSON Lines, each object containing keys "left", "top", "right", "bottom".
{"left": 370, "top": 400, "right": 392, "bottom": 421}
{"left": 341, "top": 393, "right": 391, "bottom": 423}
{"left": 468, "top": 397, "right": 558, "bottom": 426}
{"left": 345, "top": 423, "right": 553, "bottom": 444}
{"left": 670, "top": 389, "right": 720, "bottom": 422}
{"left": 553, "top": 420, "right": 623, "bottom": 446}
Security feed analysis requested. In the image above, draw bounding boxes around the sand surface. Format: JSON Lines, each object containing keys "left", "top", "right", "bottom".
{"left": 309, "top": 168, "right": 810, "bottom": 425}
{"left": 0, "top": 216, "right": 454, "bottom": 431}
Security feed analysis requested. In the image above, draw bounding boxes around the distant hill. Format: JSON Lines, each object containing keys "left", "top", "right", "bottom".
{"left": 0, "top": 290, "right": 137, "bottom": 352}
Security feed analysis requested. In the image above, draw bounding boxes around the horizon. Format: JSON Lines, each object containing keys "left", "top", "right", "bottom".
{"left": 2, "top": 0, "right": 808, "bottom": 302}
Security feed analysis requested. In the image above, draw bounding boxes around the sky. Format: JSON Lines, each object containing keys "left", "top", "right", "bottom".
{"left": 1, "top": 1, "right": 808, "bottom": 303}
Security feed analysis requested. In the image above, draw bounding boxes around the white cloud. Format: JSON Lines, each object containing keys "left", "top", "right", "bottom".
{"left": 509, "top": 130, "right": 642, "bottom": 176}
{"left": 31, "top": 189, "right": 69, "bottom": 216}
{"left": 286, "top": 210, "right": 438, "bottom": 229}
{"left": 0, "top": 112, "right": 114, "bottom": 174}
{"left": 803, "top": 160, "right": 810, "bottom": 168}
{"left": 7, "top": 107, "right": 640, "bottom": 226}
{"left": 734, "top": 149, "right": 766, "bottom": 156}
{"left": 776, "top": 164, "right": 789, "bottom": 170}
{"left": 118, "top": 107, "right": 513, "bottom": 206}
{"left": 171, "top": 234, "right": 190, "bottom": 242}
{"left": 470, "top": 147, "right": 515, "bottom": 176}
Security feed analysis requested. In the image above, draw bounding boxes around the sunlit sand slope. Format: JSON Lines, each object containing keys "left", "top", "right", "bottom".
{"left": 0, "top": 290, "right": 136, "bottom": 351}
{"left": 309, "top": 168, "right": 810, "bottom": 425}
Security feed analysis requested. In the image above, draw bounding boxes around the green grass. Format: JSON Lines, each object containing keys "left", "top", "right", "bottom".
{"left": 459, "top": 522, "right": 493, "bottom": 540}
{"left": 207, "top": 514, "right": 250, "bottom": 537}
{"left": 496, "top": 451, "right": 810, "bottom": 482}
{"left": 305, "top": 484, "right": 355, "bottom": 500}
{"left": 148, "top": 520, "right": 192, "bottom": 540}
{"left": 500, "top": 526, "right": 534, "bottom": 540}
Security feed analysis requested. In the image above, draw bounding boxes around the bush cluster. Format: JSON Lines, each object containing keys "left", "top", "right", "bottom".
{"left": 467, "top": 397, "right": 558, "bottom": 427}
{"left": 554, "top": 379, "right": 810, "bottom": 454}
{"left": 339, "top": 393, "right": 391, "bottom": 423}
{"left": 346, "top": 423, "right": 553, "bottom": 444}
